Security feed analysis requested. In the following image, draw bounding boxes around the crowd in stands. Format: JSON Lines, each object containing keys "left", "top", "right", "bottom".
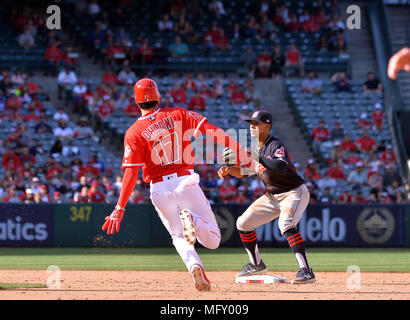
{"left": 0, "top": 1, "right": 407, "bottom": 205}
{"left": 62, "top": 0, "right": 347, "bottom": 78}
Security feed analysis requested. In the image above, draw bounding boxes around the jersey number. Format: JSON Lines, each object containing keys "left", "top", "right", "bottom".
{"left": 153, "top": 132, "right": 180, "bottom": 166}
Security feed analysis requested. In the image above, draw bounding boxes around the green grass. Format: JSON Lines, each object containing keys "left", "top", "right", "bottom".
{"left": 0, "top": 283, "right": 46, "bottom": 289}
{"left": 0, "top": 247, "right": 410, "bottom": 272}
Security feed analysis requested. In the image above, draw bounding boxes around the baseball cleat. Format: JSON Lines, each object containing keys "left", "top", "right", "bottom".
{"left": 179, "top": 209, "right": 196, "bottom": 245}
{"left": 236, "top": 261, "right": 268, "bottom": 277}
{"left": 291, "top": 268, "right": 316, "bottom": 284}
{"left": 190, "top": 264, "right": 211, "bottom": 292}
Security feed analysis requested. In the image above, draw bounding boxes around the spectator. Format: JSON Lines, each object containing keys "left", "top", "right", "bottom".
{"left": 347, "top": 162, "right": 368, "bottom": 186}
{"left": 371, "top": 103, "right": 384, "bottom": 132}
{"left": 104, "top": 40, "right": 125, "bottom": 66}
{"left": 286, "top": 12, "right": 301, "bottom": 33}
{"left": 306, "top": 182, "right": 318, "bottom": 203}
{"left": 330, "top": 140, "right": 346, "bottom": 163}
{"left": 18, "top": 28, "right": 35, "bottom": 49}
{"left": 380, "top": 144, "right": 396, "bottom": 165}
{"left": 174, "top": 15, "right": 190, "bottom": 37}
{"left": 53, "top": 191, "right": 64, "bottom": 203}
{"left": 387, "top": 180, "right": 407, "bottom": 203}
{"left": 317, "top": 172, "right": 337, "bottom": 190}
{"left": 88, "top": 0, "right": 100, "bottom": 16}
{"left": 158, "top": 14, "right": 173, "bottom": 32}
{"left": 170, "top": 82, "right": 187, "bottom": 105}
{"left": 170, "top": 0, "right": 187, "bottom": 19}
{"left": 346, "top": 149, "right": 361, "bottom": 165}
{"left": 53, "top": 119, "right": 74, "bottom": 141}
{"left": 338, "top": 190, "right": 353, "bottom": 204}
{"left": 358, "top": 113, "right": 371, "bottom": 131}
{"left": 356, "top": 130, "right": 377, "bottom": 154}
{"left": 61, "top": 46, "right": 78, "bottom": 68}
{"left": 118, "top": 66, "right": 137, "bottom": 85}
{"left": 101, "top": 69, "right": 118, "bottom": 87}
{"left": 37, "top": 184, "right": 52, "bottom": 202}
{"left": 183, "top": 74, "right": 197, "bottom": 92}
{"left": 124, "top": 97, "right": 141, "bottom": 117}
{"left": 301, "top": 72, "right": 323, "bottom": 94}
{"left": 57, "top": 66, "right": 77, "bottom": 101}
{"left": 168, "top": 35, "right": 190, "bottom": 57}
{"left": 331, "top": 72, "right": 352, "bottom": 92}
{"left": 244, "top": 15, "right": 260, "bottom": 37}
{"left": 72, "top": 80, "right": 87, "bottom": 111}
{"left": 185, "top": 23, "right": 200, "bottom": 45}
{"left": 285, "top": 43, "right": 305, "bottom": 77}
{"left": 271, "top": 44, "right": 285, "bottom": 77}
{"left": 137, "top": 40, "right": 154, "bottom": 64}
{"left": 235, "top": 185, "right": 249, "bottom": 204}
{"left": 188, "top": 91, "right": 206, "bottom": 111}
{"left": 44, "top": 42, "right": 62, "bottom": 76}
{"left": 208, "top": 0, "right": 226, "bottom": 18}
{"left": 219, "top": 177, "right": 237, "bottom": 203}
{"left": 353, "top": 190, "right": 367, "bottom": 204}
{"left": 303, "top": 14, "right": 320, "bottom": 33}
{"left": 310, "top": 119, "right": 330, "bottom": 156}
{"left": 367, "top": 168, "right": 382, "bottom": 189}
{"left": 330, "top": 121, "right": 344, "bottom": 141}
{"left": 73, "top": 117, "right": 98, "bottom": 141}
{"left": 11, "top": 69, "right": 26, "bottom": 87}
{"left": 23, "top": 188, "right": 35, "bottom": 204}
{"left": 74, "top": 186, "right": 90, "bottom": 203}
{"left": 363, "top": 71, "right": 382, "bottom": 95}
{"left": 241, "top": 47, "right": 258, "bottom": 69}
{"left": 214, "top": 30, "right": 229, "bottom": 51}
{"left": 382, "top": 164, "right": 402, "bottom": 188}
{"left": 50, "top": 140, "right": 63, "bottom": 159}
{"left": 246, "top": 84, "right": 261, "bottom": 108}
{"left": 304, "top": 158, "right": 321, "bottom": 181}
{"left": 88, "top": 182, "right": 105, "bottom": 203}
{"left": 230, "top": 86, "right": 247, "bottom": 105}
{"left": 328, "top": 161, "right": 345, "bottom": 180}
{"left": 238, "top": 107, "right": 251, "bottom": 123}
{"left": 53, "top": 107, "right": 69, "bottom": 122}
{"left": 341, "top": 134, "right": 356, "bottom": 152}
{"left": 34, "top": 115, "right": 53, "bottom": 134}
{"left": 319, "top": 187, "right": 335, "bottom": 204}
{"left": 2, "top": 186, "right": 20, "bottom": 203}
{"left": 231, "top": 23, "right": 242, "bottom": 40}
{"left": 97, "top": 96, "right": 115, "bottom": 119}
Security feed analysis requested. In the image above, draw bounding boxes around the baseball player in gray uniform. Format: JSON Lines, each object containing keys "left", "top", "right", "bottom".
{"left": 218, "top": 109, "right": 315, "bottom": 284}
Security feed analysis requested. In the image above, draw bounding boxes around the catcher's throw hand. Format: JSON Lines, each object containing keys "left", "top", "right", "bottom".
{"left": 218, "top": 165, "right": 231, "bottom": 180}
{"left": 102, "top": 207, "right": 125, "bottom": 235}
{"left": 223, "top": 147, "right": 237, "bottom": 166}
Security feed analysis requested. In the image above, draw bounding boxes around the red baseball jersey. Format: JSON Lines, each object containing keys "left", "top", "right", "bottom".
{"left": 121, "top": 107, "right": 208, "bottom": 183}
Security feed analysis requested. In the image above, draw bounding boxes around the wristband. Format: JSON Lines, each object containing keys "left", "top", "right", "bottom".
{"left": 115, "top": 205, "right": 125, "bottom": 211}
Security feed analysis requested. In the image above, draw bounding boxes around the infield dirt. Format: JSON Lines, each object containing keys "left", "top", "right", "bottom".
{"left": 0, "top": 270, "right": 409, "bottom": 300}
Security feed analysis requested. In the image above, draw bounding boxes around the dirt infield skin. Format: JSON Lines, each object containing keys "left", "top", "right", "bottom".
{"left": 0, "top": 270, "right": 410, "bottom": 300}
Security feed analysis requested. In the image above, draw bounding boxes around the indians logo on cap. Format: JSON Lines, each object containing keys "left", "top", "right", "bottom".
{"left": 252, "top": 111, "right": 260, "bottom": 118}
{"left": 274, "top": 146, "right": 285, "bottom": 158}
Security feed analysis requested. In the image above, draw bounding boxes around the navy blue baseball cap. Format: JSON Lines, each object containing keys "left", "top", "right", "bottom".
{"left": 244, "top": 109, "right": 272, "bottom": 124}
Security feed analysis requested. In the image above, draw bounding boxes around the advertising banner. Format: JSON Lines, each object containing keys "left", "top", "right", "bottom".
{"left": 0, "top": 204, "right": 54, "bottom": 246}
{"left": 254, "top": 204, "right": 404, "bottom": 247}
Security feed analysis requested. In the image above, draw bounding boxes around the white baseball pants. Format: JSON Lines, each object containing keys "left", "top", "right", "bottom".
{"left": 150, "top": 171, "right": 221, "bottom": 272}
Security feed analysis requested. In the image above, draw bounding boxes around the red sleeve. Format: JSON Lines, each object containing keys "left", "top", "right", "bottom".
{"left": 121, "top": 129, "right": 145, "bottom": 169}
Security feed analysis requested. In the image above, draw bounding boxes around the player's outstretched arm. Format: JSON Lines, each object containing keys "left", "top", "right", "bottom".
{"left": 102, "top": 166, "right": 139, "bottom": 235}
{"left": 198, "top": 121, "right": 253, "bottom": 168}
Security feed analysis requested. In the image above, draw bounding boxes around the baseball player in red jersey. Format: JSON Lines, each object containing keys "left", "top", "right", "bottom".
{"left": 102, "top": 78, "right": 251, "bottom": 291}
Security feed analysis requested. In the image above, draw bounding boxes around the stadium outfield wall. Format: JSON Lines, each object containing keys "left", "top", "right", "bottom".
{"left": 0, "top": 203, "right": 409, "bottom": 247}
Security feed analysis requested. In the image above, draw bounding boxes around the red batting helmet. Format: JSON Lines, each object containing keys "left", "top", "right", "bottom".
{"left": 134, "top": 78, "right": 161, "bottom": 105}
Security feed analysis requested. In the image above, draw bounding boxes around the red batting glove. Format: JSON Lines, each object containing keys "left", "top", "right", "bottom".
{"left": 102, "top": 207, "right": 125, "bottom": 235}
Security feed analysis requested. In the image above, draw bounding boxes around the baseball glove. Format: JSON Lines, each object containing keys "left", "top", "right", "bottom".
{"left": 223, "top": 147, "right": 237, "bottom": 167}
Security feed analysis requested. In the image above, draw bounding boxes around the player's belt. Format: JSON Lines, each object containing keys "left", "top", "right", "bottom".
{"left": 151, "top": 170, "right": 192, "bottom": 184}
